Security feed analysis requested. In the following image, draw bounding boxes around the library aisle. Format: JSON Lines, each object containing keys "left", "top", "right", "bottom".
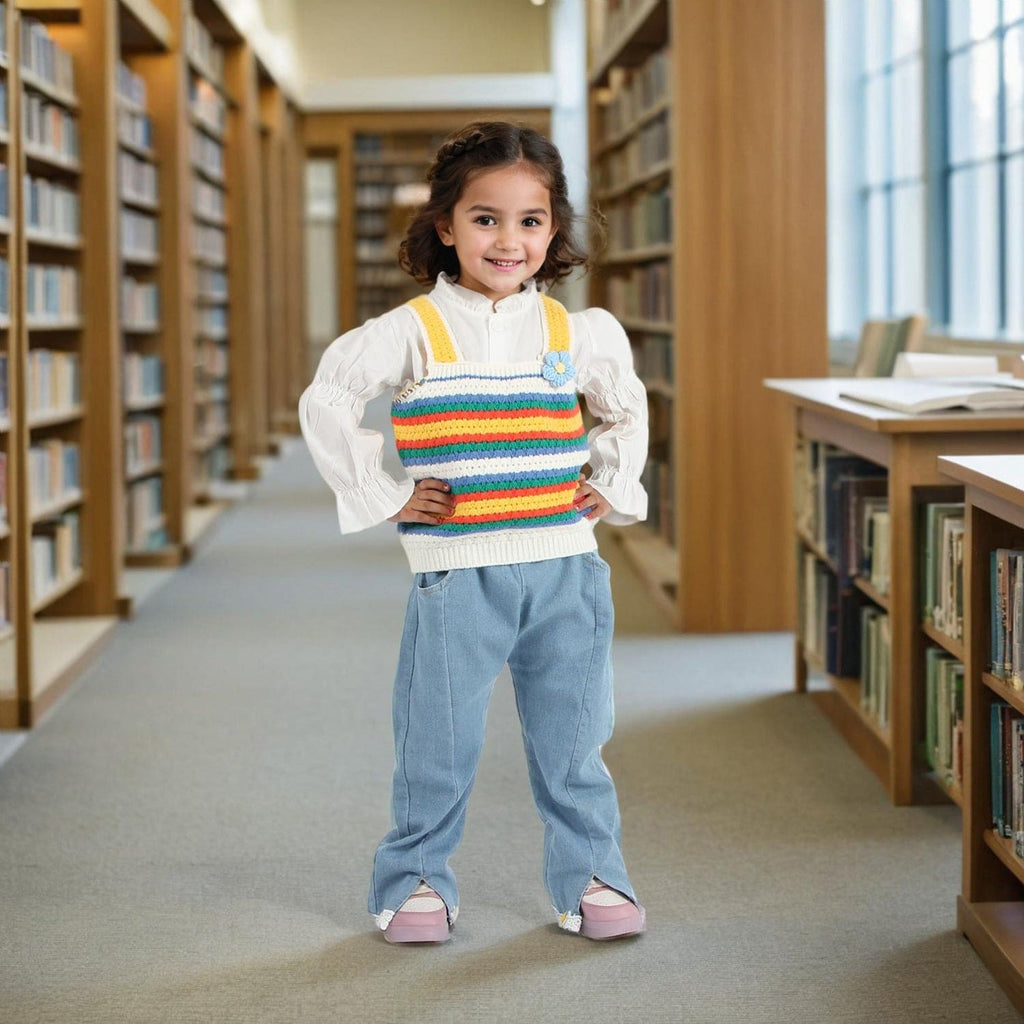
{"left": 0, "top": 427, "right": 1017, "bottom": 1022}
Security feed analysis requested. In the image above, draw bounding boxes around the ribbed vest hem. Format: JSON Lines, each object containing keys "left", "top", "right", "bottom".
{"left": 399, "top": 521, "right": 598, "bottom": 572}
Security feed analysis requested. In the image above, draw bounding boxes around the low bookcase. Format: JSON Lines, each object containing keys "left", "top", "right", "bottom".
{"left": 939, "top": 455, "right": 1024, "bottom": 1015}
{"left": 766, "top": 379, "right": 1024, "bottom": 806}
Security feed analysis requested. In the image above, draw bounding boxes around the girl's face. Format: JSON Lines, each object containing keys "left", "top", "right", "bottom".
{"left": 436, "top": 162, "right": 557, "bottom": 303}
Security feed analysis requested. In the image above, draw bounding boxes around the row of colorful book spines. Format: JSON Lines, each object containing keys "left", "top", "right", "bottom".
{"left": 924, "top": 648, "right": 964, "bottom": 781}
{"left": 23, "top": 93, "right": 78, "bottom": 159}
{"left": 991, "top": 702, "right": 1024, "bottom": 849}
{"left": 124, "top": 416, "right": 161, "bottom": 466}
{"left": 28, "top": 440, "right": 78, "bottom": 506}
{"left": 27, "top": 348, "right": 79, "bottom": 413}
{"left": 596, "top": 47, "right": 669, "bottom": 137}
{"left": 31, "top": 511, "right": 79, "bottom": 599}
{"left": 991, "top": 548, "right": 1024, "bottom": 685}
{"left": 21, "top": 17, "right": 74, "bottom": 96}
{"left": 25, "top": 264, "right": 80, "bottom": 320}
{"left": 595, "top": 119, "right": 670, "bottom": 183}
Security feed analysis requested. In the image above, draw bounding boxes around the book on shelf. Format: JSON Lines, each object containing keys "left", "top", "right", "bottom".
{"left": 117, "top": 102, "right": 152, "bottom": 152}
{"left": 0, "top": 561, "right": 10, "bottom": 628}
{"left": 120, "top": 151, "right": 158, "bottom": 206}
{"left": 800, "top": 550, "right": 868, "bottom": 679}
{"left": 990, "top": 702, "right": 1024, "bottom": 853}
{"left": 124, "top": 415, "right": 161, "bottom": 470}
{"left": 923, "top": 503, "right": 965, "bottom": 641}
{"left": 31, "top": 510, "right": 80, "bottom": 600}
{"left": 185, "top": 14, "right": 225, "bottom": 83}
{"left": 992, "top": 548, "right": 1024, "bottom": 688}
{"left": 794, "top": 440, "right": 889, "bottom": 589}
{"left": 860, "top": 605, "right": 890, "bottom": 728}
{"left": 125, "top": 477, "right": 166, "bottom": 551}
{"left": 27, "top": 349, "right": 80, "bottom": 414}
{"left": 24, "top": 173, "right": 79, "bottom": 240}
{"left": 0, "top": 451, "right": 7, "bottom": 526}
{"left": 28, "top": 439, "right": 79, "bottom": 511}
{"left": 841, "top": 376, "right": 1024, "bottom": 414}
{"left": 22, "top": 93, "right": 79, "bottom": 164}
{"left": 924, "top": 646, "right": 964, "bottom": 789}
{"left": 26, "top": 264, "right": 80, "bottom": 323}
{"left": 20, "top": 17, "right": 75, "bottom": 97}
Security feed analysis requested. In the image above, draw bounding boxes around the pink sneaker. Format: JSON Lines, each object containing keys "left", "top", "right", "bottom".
{"left": 579, "top": 882, "right": 646, "bottom": 940}
{"left": 383, "top": 883, "right": 451, "bottom": 944}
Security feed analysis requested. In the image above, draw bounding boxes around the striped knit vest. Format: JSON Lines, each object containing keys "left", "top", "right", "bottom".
{"left": 390, "top": 293, "right": 597, "bottom": 572}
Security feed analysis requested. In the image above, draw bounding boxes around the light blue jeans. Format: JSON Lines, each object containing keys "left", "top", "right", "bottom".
{"left": 368, "top": 550, "right": 637, "bottom": 932}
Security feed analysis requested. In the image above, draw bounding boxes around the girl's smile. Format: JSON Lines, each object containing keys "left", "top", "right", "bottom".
{"left": 435, "top": 163, "right": 557, "bottom": 304}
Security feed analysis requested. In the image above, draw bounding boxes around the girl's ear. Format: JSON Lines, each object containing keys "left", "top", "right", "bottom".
{"left": 435, "top": 218, "right": 454, "bottom": 247}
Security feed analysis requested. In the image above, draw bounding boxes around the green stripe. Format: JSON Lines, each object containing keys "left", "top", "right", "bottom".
{"left": 454, "top": 472, "right": 579, "bottom": 495}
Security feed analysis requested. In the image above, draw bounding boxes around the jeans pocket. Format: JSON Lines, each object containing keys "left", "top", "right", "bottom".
{"left": 415, "top": 569, "right": 454, "bottom": 594}
{"left": 584, "top": 550, "right": 611, "bottom": 574}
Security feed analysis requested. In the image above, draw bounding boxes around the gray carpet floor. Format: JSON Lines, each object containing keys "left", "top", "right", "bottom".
{"left": 0, "top": 436, "right": 1019, "bottom": 1023}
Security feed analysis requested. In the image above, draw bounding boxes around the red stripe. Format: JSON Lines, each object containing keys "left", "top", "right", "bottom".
{"left": 397, "top": 406, "right": 582, "bottom": 426}
{"left": 396, "top": 430, "right": 585, "bottom": 450}
{"left": 458, "top": 481, "right": 577, "bottom": 502}
{"left": 450, "top": 503, "right": 575, "bottom": 525}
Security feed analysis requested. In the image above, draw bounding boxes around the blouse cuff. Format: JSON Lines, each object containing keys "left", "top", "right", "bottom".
{"left": 335, "top": 474, "right": 415, "bottom": 534}
{"left": 587, "top": 470, "right": 648, "bottom": 527}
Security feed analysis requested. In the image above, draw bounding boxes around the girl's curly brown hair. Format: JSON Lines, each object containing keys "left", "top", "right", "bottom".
{"left": 398, "top": 121, "right": 590, "bottom": 288}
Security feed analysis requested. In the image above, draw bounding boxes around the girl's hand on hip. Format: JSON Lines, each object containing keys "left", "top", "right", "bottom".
{"left": 573, "top": 473, "right": 611, "bottom": 520}
{"left": 388, "top": 478, "right": 456, "bottom": 525}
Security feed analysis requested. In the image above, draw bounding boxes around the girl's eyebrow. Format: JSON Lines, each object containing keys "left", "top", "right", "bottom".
{"left": 466, "top": 204, "right": 549, "bottom": 216}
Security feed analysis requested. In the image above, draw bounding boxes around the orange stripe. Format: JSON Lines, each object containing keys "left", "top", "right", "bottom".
{"left": 457, "top": 481, "right": 576, "bottom": 502}
{"left": 450, "top": 503, "right": 574, "bottom": 525}
{"left": 397, "top": 406, "right": 581, "bottom": 425}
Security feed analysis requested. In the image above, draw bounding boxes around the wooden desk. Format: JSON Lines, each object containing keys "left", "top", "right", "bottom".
{"left": 938, "top": 455, "right": 1024, "bottom": 1017}
{"left": 765, "top": 378, "right": 1024, "bottom": 805}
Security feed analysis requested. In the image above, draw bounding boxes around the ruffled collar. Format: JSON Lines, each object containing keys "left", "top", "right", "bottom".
{"left": 433, "top": 271, "right": 538, "bottom": 315}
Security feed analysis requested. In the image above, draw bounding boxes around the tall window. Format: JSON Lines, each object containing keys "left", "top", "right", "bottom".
{"left": 863, "top": 0, "right": 925, "bottom": 319}
{"left": 946, "top": 0, "right": 1024, "bottom": 336}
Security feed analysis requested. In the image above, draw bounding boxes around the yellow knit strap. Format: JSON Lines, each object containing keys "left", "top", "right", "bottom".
{"left": 541, "top": 294, "right": 571, "bottom": 354}
{"left": 406, "top": 295, "right": 458, "bottom": 363}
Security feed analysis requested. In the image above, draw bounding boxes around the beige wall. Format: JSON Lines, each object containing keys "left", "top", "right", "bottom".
{"left": 292, "top": 0, "right": 551, "bottom": 82}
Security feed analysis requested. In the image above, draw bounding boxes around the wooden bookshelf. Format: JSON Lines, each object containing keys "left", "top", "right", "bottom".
{"left": 938, "top": 454, "right": 1024, "bottom": 1017}
{"left": 0, "top": 2, "right": 15, "bottom": 723}
{"left": 587, "top": 0, "right": 828, "bottom": 631}
{"left": 303, "top": 109, "right": 550, "bottom": 335}
{"left": 185, "top": 1, "right": 237, "bottom": 498}
{"left": 1, "top": 1, "right": 120, "bottom": 727}
{"left": 111, "top": 0, "right": 181, "bottom": 583}
{"left": 767, "top": 378, "right": 1024, "bottom": 806}
{"left": 0, "top": 0, "right": 303, "bottom": 725}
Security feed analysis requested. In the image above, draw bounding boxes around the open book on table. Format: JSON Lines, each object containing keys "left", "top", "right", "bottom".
{"left": 839, "top": 375, "right": 1024, "bottom": 414}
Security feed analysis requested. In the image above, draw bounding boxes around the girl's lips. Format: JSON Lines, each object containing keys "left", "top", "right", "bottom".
{"left": 486, "top": 258, "right": 524, "bottom": 269}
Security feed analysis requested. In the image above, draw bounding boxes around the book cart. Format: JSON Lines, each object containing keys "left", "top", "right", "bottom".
{"left": 766, "top": 378, "right": 1024, "bottom": 806}
{"left": 302, "top": 110, "right": 550, "bottom": 335}
{"left": 586, "top": 0, "right": 828, "bottom": 631}
{"left": 938, "top": 455, "right": 1024, "bottom": 1015}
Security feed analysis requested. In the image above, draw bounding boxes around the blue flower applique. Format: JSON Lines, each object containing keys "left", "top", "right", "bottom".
{"left": 542, "top": 350, "right": 576, "bottom": 387}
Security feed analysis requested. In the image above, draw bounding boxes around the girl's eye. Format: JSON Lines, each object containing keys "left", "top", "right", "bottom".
{"left": 473, "top": 215, "right": 496, "bottom": 226}
{"left": 523, "top": 217, "right": 542, "bottom": 227}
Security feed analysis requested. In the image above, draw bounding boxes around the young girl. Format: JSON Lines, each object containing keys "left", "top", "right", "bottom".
{"left": 299, "top": 121, "right": 649, "bottom": 943}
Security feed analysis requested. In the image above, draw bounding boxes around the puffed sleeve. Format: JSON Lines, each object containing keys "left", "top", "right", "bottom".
{"left": 298, "top": 307, "right": 425, "bottom": 533}
{"left": 573, "top": 307, "right": 649, "bottom": 527}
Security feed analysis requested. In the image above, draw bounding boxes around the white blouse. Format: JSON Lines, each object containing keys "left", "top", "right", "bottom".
{"left": 298, "top": 273, "right": 649, "bottom": 534}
